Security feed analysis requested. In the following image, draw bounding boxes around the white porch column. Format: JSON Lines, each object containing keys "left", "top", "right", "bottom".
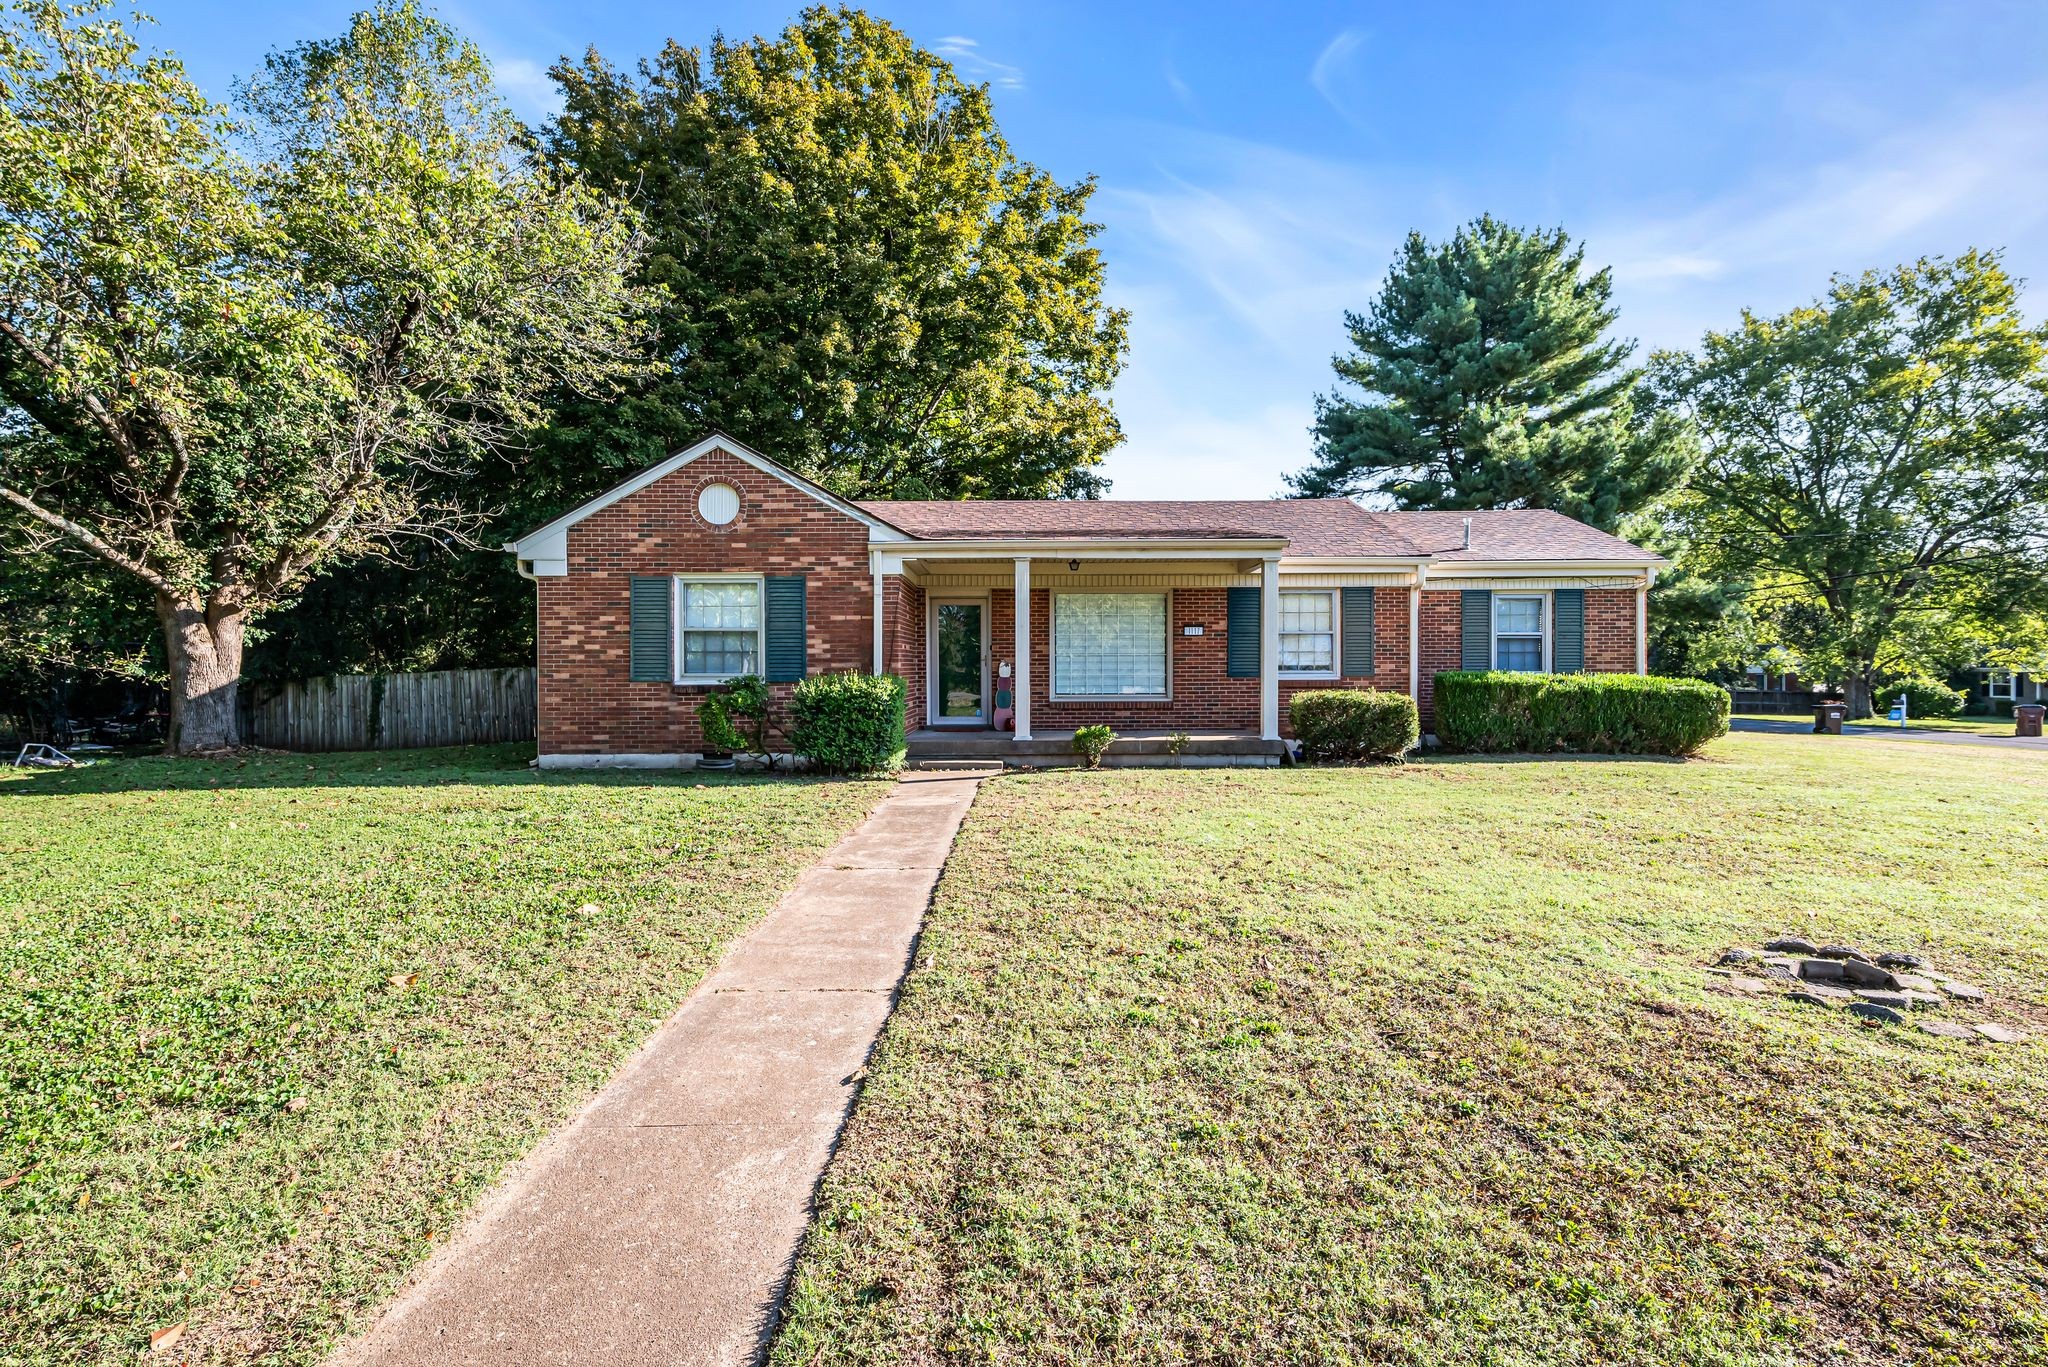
{"left": 1013, "top": 557, "right": 1032, "bottom": 741}
{"left": 1636, "top": 580, "right": 1649, "bottom": 675}
{"left": 1259, "top": 556, "right": 1281, "bottom": 740}
{"left": 1408, "top": 583, "right": 1421, "bottom": 698}
{"left": 871, "top": 557, "right": 886, "bottom": 675}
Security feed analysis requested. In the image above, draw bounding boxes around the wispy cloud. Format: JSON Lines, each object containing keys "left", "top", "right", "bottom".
{"left": 932, "top": 35, "right": 1025, "bottom": 92}
{"left": 1161, "top": 58, "right": 1195, "bottom": 114}
{"left": 490, "top": 54, "right": 564, "bottom": 121}
{"left": 1594, "top": 85, "right": 2048, "bottom": 348}
{"left": 1309, "top": 29, "right": 1368, "bottom": 124}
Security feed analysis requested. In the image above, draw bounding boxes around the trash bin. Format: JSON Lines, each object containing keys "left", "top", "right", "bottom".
{"left": 1813, "top": 702, "right": 1847, "bottom": 735}
{"left": 2017, "top": 703, "right": 2045, "bottom": 738}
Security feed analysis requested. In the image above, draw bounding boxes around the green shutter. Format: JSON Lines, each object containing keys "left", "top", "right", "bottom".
{"left": 1226, "top": 586, "right": 1260, "bottom": 678}
{"left": 1460, "top": 590, "right": 1492, "bottom": 671}
{"left": 1341, "top": 587, "right": 1375, "bottom": 677}
{"left": 1553, "top": 589, "right": 1585, "bottom": 672}
{"left": 764, "top": 575, "right": 807, "bottom": 682}
{"left": 629, "top": 577, "right": 672, "bottom": 682}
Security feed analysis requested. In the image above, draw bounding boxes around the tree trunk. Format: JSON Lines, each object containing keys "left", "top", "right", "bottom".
{"left": 1844, "top": 669, "right": 1874, "bottom": 721}
{"left": 158, "top": 595, "right": 246, "bottom": 753}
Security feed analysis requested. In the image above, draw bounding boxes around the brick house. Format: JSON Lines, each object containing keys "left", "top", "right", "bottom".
{"left": 508, "top": 435, "right": 1665, "bottom": 766}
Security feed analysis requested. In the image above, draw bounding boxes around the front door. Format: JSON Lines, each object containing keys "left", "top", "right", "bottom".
{"left": 929, "top": 599, "right": 988, "bottom": 726}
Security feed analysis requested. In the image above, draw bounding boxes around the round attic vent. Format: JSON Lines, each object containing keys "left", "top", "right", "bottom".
{"left": 697, "top": 482, "right": 740, "bottom": 525}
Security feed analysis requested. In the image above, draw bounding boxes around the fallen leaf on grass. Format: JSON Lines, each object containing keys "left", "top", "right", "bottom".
{"left": 149, "top": 1322, "right": 186, "bottom": 1353}
{"left": 284, "top": 1097, "right": 309, "bottom": 1113}
{"left": 0, "top": 1164, "right": 34, "bottom": 1190}
{"left": 388, "top": 972, "right": 418, "bottom": 988}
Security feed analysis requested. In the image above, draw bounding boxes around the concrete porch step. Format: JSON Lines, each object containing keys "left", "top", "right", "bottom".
{"left": 906, "top": 727, "right": 1287, "bottom": 769}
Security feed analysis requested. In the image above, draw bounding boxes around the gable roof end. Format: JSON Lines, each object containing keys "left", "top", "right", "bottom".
{"left": 504, "top": 433, "right": 911, "bottom": 575}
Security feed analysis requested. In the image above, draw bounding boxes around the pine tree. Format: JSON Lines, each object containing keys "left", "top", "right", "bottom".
{"left": 1289, "top": 215, "right": 1690, "bottom": 531}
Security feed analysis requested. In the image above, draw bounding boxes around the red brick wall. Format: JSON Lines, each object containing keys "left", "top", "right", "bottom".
{"left": 1586, "top": 588, "right": 1638, "bottom": 673}
{"left": 883, "top": 577, "right": 927, "bottom": 733}
{"left": 1416, "top": 591, "right": 1466, "bottom": 728}
{"left": 536, "top": 448, "right": 873, "bottom": 755}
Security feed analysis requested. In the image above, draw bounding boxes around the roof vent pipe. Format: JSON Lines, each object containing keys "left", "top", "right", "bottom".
{"left": 1462, "top": 517, "right": 1472, "bottom": 550}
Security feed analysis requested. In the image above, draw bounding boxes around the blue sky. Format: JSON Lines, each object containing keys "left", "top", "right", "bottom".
{"left": 159, "top": 1, "right": 2048, "bottom": 498}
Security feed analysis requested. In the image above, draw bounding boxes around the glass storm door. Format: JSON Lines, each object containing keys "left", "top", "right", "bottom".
{"left": 931, "top": 601, "right": 987, "bottom": 725}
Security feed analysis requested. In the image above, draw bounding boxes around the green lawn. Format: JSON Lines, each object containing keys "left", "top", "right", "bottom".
{"left": 775, "top": 734, "right": 2048, "bottom": 1367}
{"left": 0, "top": 745, "right": 886, "bottom": 1365}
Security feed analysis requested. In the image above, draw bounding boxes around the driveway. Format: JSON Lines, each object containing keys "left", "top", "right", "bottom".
{"left": 1730, "top": 717, "right": 2048, "bottom": 751}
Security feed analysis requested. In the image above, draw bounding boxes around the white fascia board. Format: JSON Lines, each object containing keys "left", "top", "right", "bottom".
{"left": 873, "top": 538, "right": 1289, "bottom": 574}
{"left": 1421, "top": 558, "right": 1664, "bottom": 581}
{"left": 505, "top": 434, "right": 912, "bottom": 568}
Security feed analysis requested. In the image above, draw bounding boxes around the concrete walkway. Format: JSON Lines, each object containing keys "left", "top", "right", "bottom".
{"left": 331, "top": 770, "right": 985, "bottom": 1367}
{"left": 1730, "top": 717, "right": 2048, "bottom": 751}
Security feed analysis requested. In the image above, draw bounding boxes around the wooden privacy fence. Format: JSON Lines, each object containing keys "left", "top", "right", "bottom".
{"left": 239, "top": 667, "right": 536, "bottom": 751}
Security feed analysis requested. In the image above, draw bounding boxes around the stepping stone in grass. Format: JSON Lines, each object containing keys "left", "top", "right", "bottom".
{"left": 1718, "top": 975, "right": 1776, "bottom": 993}
{"left": 1939, "top": 981, "right": 1986, "bottom": 1002}
{"left": 1796, "top": 982, "right": 1854, "bottom": 1000}
{"left": 1893, "top": 974, "right": 1939, "bottom": 993}
{"left": 1764, "top": 937, "right": 1819, "bottom": 955}
{"left": 1972, "top": 1023, "right": 2023, "bottom": 1044}
{"left": 1798, "top": 958, "right": 1846, "bottom": 981}
{"left": 1900, "top": 991, "right": 1944, "bottom": 1009}
{"left": 1919, "top": 1020, "right": 1976, "bottom": 1040}
{"left": 1841, "top": 960, "right": 1904, "bottom": 990}
{"left": 1719, "top": 948, "right": 1761, "bottom": 965}
{"left": 1816, "top": 945, "right": 1873, "bottom": 963}
{"left": 1787, "top": 991, "right": 1841, "bottom": 1009}
{"left": 1854, "top": 989, "right": 1910, "bottom": 1009}
{"left": 1850, "top": 1002, "right": 1904, "bottom": 1025}
{"left": 1877, "top": 952, "right": 1926, "bottom": 970}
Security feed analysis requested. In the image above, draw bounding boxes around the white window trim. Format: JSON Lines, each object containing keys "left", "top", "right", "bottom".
{"left": 672, "top": 572, "right": 765, "bottom": 686}
{"left": 1491, "top": 592, "right": 1551, "bottom": 674}
{"left": 1987, "top": 669, "right": 2016, "bottom": 700}
{"left": 1278, "top": 587, "right": 1340, "bottom": 680}
{"left": 1048, "top": 590, "right": 1174, "bottom": 703}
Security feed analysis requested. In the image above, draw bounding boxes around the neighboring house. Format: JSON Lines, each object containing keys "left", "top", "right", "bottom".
{"left": 1959, "top": 666, "right": 2046, "bottom": 711}
{"left": 507, "top": 435, "right": 1665, "bottom": 766}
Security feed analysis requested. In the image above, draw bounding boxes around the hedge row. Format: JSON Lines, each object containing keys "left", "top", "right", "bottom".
{"left": 1289, "top": 689, "right": 1419, "bottom": 762}
{"left": 1435, "top": 671, "right": 1729, "bottom": 756}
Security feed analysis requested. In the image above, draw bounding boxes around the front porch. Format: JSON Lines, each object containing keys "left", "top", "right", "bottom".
{"left": 906, "top": 726, "right": 1287, "bottom": 768}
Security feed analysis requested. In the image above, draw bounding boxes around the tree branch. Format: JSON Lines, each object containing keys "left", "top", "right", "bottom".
{"left": 0, "top": 483, "right": 174, "bottom": 594}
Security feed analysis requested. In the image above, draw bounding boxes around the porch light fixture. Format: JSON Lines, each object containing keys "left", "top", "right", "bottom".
{"left": 1068, "top": 559, "right": 1080, "bottom": 572}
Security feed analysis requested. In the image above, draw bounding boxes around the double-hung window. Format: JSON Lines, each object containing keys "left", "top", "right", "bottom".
{"left": 677, "top": 577, "right": 761, "bottom": 682}
{"left": 1987, "top": 669, "right": 2016, "bottom": 700}
{"left": 1052, "top": 593, "right": 1168, "bottom": 698}
{"left": 1492, "top": 594, "right": 1546, "bottom": 672}
{"left": 1279, "top": 590, "right": 1337, "bottom": 677}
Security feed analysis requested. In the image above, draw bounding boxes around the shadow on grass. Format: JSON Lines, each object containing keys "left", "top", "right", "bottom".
{"left": 1416, "top": 750, "right": 1693, "bottom": 766}
{"left": 0, "top": 742, "right": 888, "bottom": 798}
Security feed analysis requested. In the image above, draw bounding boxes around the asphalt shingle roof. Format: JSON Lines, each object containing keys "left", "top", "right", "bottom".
{"left": 857, "top": 499, "right": 1656, "bottom": 562}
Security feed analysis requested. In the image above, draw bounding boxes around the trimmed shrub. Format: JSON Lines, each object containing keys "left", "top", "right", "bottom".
{"left": 1290, "top": 688, "right": 1419, "bottom": 763}
{"left": 1883, "top": 676, "right": 1966, "bottom": 720}
{"left": 1072, "top": 724, "right": 1116, "bottom": 768}
{"left": 1435, "top": 671, "right": 1729, "bottom": 756}
{"left": 789, "top": 672, "right": 907, "bottom": 774}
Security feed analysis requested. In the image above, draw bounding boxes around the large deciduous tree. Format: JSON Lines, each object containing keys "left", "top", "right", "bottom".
{"left": 0, "top": 0, "right": 650, "bottom": 751}
{"left": 1290, "top": 215, "right": 1691, "bottom": 531}
{"left": 538, "top": 6, "right": 1129, "bottom": 501}
{"left": 1655, "top": 251, "right": 2048, "bottom": 717}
